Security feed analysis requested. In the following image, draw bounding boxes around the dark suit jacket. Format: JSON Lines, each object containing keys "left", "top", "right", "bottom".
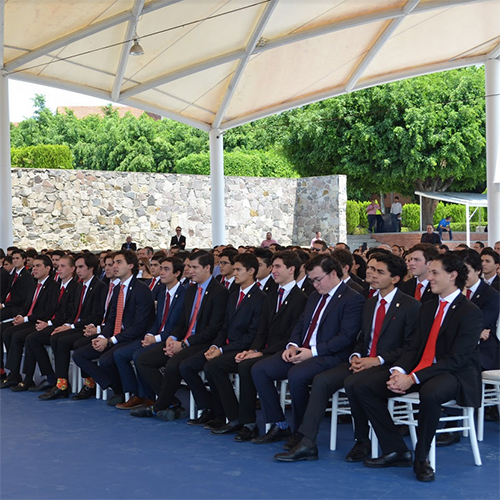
{"left": 102, "top": 276, "right": 155, "bottom": 342}
{"left": 260, "top": 276, "right": 278, "bottom": 295}
{"left": 121, "top": 242, "right": 137, "bottom": 251}
{"left": 399, "top": 278, "right": 435, "bottom": 303}
{"left": 213, "top": 283, "right": 265, "bottom": 353}
{"left": 489, "top": 275, "right": 500, "bottom": 292}
{"left": 1, "top": 268, "right": 35, "bottom": 318}
{"left": 72, "top": 276, "right": 107, "bottom": 329}
{"left": 350, "top": 272, "right": 369, "bottom": 290}
{"left": 289, "top": 282, "right": 364, "bottom": 363}
{"left": 172, "top": 277, "right": 229, "bottom": 346}
{"left": 353, "top": 289, "right": 421, "bottom": 366}
{"left": 149, "top": 283, "right": 187, "bottom": 341}
{"left": 472, "top": 280, "right": 500, "bottom": 370}
{"left": 170, "top": 235, "right": 186, "bottom": 249}
{"left": 21, "top": 277, "right": 60, "bottom": 323}
{"left": 345, "top": 278, "right": 366, "bottom": 296}
{"left": 299, "top": 277, "right": 316, "bottom": 297}
{"left": 420, "top": 232, "right": 441, "bottom": 244}
{"left": 146, "top": 278, "right": 165, "bottom": 301}
{"left": 0, "top": 267, "right": 11, "bottom": 303}
{"left": 215, "top": 275, "right": 239, "bottom": 294}
{"left": 51, "top": 278, "right": 79, "bottom": 327}
{"left": 251, "top": 285, "right": 308, "bottom": 355}
{"left": 395, "top": 293, "right": 483, "bottom": 407}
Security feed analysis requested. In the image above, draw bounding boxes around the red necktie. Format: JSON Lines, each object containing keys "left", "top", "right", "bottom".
{"left": 369, "top": 298, "right": 387, "bottom": 357}
{"left": 5, "top": 272, "right": 19, "bottom": 303}
{"left": 27, "top": 283, "right": 42, "bottom": 317}
{"left": 54, "top": 272, "right": 60, "bottom": 282}
{"left": 113, "top": 285, "right": 126, "bottom": 336}
{"left": 412, "top": 300, "right": 448, "bottom": 373}
{"left": 368, "top": 288, "right": 375, "bottom": 299}
{"left": 51, "top": 285, "right": 66, "bottom": 320}
{"left": 256, "top": 282, "right": 262, "bottom": 289}
{"left": 303, "top": 294, "right": 328, "bottom": 348}
{"left": 466, "top": 289, "right": 472, "bottom": 300}
{"left": 158, "top": 292, "right": 171, "bottom": 333}
{"left": 237, "top": 291, "right": 245, "bottom": 308}
{"left": 105, "top": 282, "right": 115, "bottom": 311}
{"left": 149, "top": 278, "right": 156, "bottom": 290}
{"left": 185, "top": 286, "right": 203, "bottom": 339}
{"left": 415, "top": 283, "right": 424, "bottom": 301}
{"left": 73, "top": 284, "right": 87, "bottom": 323}
{"left": 277, "top": 287, "right": 285, "bottom": 310}
{"left": 225, "top": 280, "right": 230, "bottom": 289}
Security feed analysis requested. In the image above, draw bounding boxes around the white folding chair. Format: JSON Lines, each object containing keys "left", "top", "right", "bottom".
{"left": 477, "top": 369, "right": 500, "bottom": 441}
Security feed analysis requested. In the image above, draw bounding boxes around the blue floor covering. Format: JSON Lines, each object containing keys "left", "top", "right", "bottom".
{"left": 1, "top": 387, "right": 499, "bottom": 500}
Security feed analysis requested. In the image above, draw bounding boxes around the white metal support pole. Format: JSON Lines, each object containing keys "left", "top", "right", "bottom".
{"left": 485, "top": 58, "right": 500, "bottom": 247}
{"left": 419, "top": 194, "right": 422, "bottom": 232}
{"left": 465, "top": 202, "right": 470, "bottom": 247}
{"left": 0, "top": 71, "right": 13, "bottom": 249}
{"left": 209, "top": 128, "right": 225, "bottom": 246}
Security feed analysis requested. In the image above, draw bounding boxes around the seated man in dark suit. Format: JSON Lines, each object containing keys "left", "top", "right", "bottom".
{"left": 1, "top": 255, "right": 59, "bottom": 389}
{"left": 420, "top": 224, "right": 441, "bottom": 245}
{"left": 294, "top": 249, "right": 316, "bottom": 297}
{"left": 0, "top": 255, "right": 13, "bottom": 304}
{"left": 146, "top": 252, "right": 166, "bottom": 300}
{"left": 113, "top": 257, "right": 186, "bottom": 409}
{"left": 187, "top": 253, "right": 265, "bottom": 434}
{"left": 399, "top": 243, "right": 438, "bottom": 303}
{"left": 253, "top": 248, "right": 278, "bottom": 294}
{"left": 251, "top": 254, "right": 365, "bottom": 450}
{"left": 121, "top": 236, "right": 137, "bottom": 251}
{"left": 170, "top": 226, "right": 186, "bottom": 250}
{"left": 131, "top": 251, "right": 229, "bottom": 420}
{"left": 352, "top": 253, "right": 482, "bottom": 482}
{"left": 215, "top": 247, "right": 239, "bottom": 293}
{"left": 275, "top": 253, "right": 420, "bottom": 462}
{"left": 72, "top": 250, "right": 155, "bottom": 406}
{"left": 481, "top": 247, "right": 500, "bottom": 291}
{"left": 331, "top": 248, "right": 366, "bottom": 296}
{"left": 195, "top": 251, "right": 307, "bottom": 441}
{"left": 39, "top": 253, "right": 107, "bottom": 400}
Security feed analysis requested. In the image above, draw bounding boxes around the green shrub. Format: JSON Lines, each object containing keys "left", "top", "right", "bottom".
{"left": 449, "top": 222, "right": 480, "bottom": 232}
{"left": 11, "top": 145, "right": 72, "bottom": 169}
{"left": 358, "top": 201, "right": 370, "bottom": 228}
{"left": 402, "top": 204, "right": 420, "bottom": 231}
{"left": 346, "top": 200, "right": 360, "bottom": 234}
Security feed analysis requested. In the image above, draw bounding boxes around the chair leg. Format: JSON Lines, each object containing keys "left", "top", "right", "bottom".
{"left": 466, "top": 407, "right": 482, "bottom": 466}
{"left": 429, "top": 437, "right": 436, "bottom": 471}
{"left": 329, "top": 391, "right": 339, "bottom": 451}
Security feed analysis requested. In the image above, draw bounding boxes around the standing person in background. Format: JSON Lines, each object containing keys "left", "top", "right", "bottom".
{"left": 170, "top": 227, "right": 186, "bottom": 250}
{"left": 366, "top": 199, "right": 381, "bottom": 234}
{"left": 261, "top": 232, "right": 277, "bottom": 248}
{"left": 310, "top": 231, "right": 322, "bottom": 248}
{"left": 390, "top": 196, "right": 403, "bottom": 232}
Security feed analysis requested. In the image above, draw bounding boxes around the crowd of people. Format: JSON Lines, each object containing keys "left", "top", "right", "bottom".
{"left": 0, "top": 234, "right": 499, "bottom": 483}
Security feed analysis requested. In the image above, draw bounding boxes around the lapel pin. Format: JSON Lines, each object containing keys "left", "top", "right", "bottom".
{"left": 248, "top": 294, "right": 251, "bottom": 298}
{"left": 205, "top": 291, "right": 208, "bottom": 295}
{"left": 452, "top": 305, "right": 456, "bottom": 309}
{"left": 284, "top": 301, "right": 288, "bottom": 305}
{"left": 396, "top": 303, "right": 400, "bottom": 308}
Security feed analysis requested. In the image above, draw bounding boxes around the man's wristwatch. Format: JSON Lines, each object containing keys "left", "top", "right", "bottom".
{"left": 107, "top": 338, "right": 114, "bottom": 348}
{"left": 181, "top": 341, "right": 187, "bottom": 350}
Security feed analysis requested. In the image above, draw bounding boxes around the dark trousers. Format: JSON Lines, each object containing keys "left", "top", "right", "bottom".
{"left": 50, "top": 329, "right": 94, "bottom": 380}
{"left": 251, "top": 351, "right": 340, "bottom": 431}
{"left": 113, "top": 340, "right": 158, "bottom": 398}
{"left": 367, "top": 214, "right": 377, "bottom": 233}
{"left": 72, "top": 341, "right": 134, "bottom": 392}
{"left": 23, "top": 327, "right": 55, "bottom": 382}
{"left": 353, "top": 369, "right": 460, "bottom": 461}
{"left": 4, "top": 322, "right": 36, "bottom": 375}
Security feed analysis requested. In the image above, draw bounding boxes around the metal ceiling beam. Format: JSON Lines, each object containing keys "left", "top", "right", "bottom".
{"left": 220, "top": 54, "right": 486, "bottom": 131}
{"left": 0, "top": 0, "right": 5, "bottom": 69}
{"left": 212, "top": 0, "right": 278, "bottom": 129}
{"left": 111, "top": 0, "right": 146, "bottom": 102}
{"left": 5, "top": 0, "right": 181, "bottom": 73}
{"left": 487, "top": 40, "right": 500, "bottom": 60}
{"left": 345, "top": 0, "right": 421, "bottom": 93}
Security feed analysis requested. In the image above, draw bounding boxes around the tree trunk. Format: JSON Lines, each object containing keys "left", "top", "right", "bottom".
{"left": 415, "top": 177, "right": 454, "bottom": 227}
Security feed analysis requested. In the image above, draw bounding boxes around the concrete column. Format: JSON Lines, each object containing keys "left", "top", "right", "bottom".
{"left": 0, "top": 71, "right": 13, "bottom": 249}
{"left": 485, "top": 58, "right": 500, "bottom": 247}
{"left": 209, "top": 128, "right": 225, "bottom": 246}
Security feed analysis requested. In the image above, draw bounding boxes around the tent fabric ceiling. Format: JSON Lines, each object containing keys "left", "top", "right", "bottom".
{"left": 415, "top": 191, "right": 489, "bottom": 207}
{"left": 2, "top": 0, "right": 500, "bottom": 132}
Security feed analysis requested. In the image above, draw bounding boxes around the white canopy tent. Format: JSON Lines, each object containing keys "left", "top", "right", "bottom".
{"left": 1, "top": 0, "right": 499, "bottom": 248}
{"left": 415, "top": 191, "right": 488, "bottom": 247}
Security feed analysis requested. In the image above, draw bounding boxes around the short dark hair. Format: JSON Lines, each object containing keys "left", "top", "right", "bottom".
{"left": 104, "top": 252, "right": 116, "bottom": 262}
{"left": 460, "top": 249, "right": 482, "bottom": 273}
{"left": 408, "top": 243, "right": 439, "bottom": 263}
{"left": 474, "top": 241, "right": 485, "bottom": 249}
{"left": 253, "top": 247, "right": 273, "bottom": 267}
{"left": 335, "top": 242, "right": 350, "bottom": 251}
{"left": 144, "top": 246, "right": 154, "bottom": 256}
{"left": 52, "top": 250, "right": 65, "bottom": 258}
{"left": 331, "top": 249, "right": 354, "bottom": 272}
{"left": 152, "top": 251, "right": 167, "bottom": 263}
{"left": 190, "top": 250, "right": 214, "bottom": 273}
{"left": 26, "top": 248, "right": 38, "bottom": 259}
{"left": 433, "top": 253, "right": 468, "bottom": 290}
{"left": 159, "top": 256, "right": 184, "bottom": 279}
{"left": 312, "top": 240, "right": 328, "bottom": 251}
{"left": 74, "top": 252, "right": 99, "bottom": 274}
{"left": 481, "top": 247, "right": 500, "bottom": 265}
{"left": 366, "top": 247, "right": 391, "bottom": 261}
{"left": 60, "top": 254, "right": 76, "bottom": 268}
{"left": 271, "top": 251, "right": 301, "bottom": 280}
{"left": 220, "top": 248, "right": 239, "bottom": 264}
{"left": 115, "top": 249, "right": 139, "bottom": 275}
{"left": 294, "top": 248, "right": 310, "bottom": 266}
{"left": 370, "top": 253, "right": 407, "bottom": 283}
{"left": 438, "top": 244, "right": 449, "bottom": 252}
{"left": 34, "top": 254, "right": 53, "bottom": 271}
{"left": 353, "top": 253, "right": 367, "bottom": 280}
{"left": 3, "top": 255, "right": 13, "bottom": 265}
{"left": 233, "top": 253, "right": 259, "bottom": 280}
{"left": 12, "top": 250, "right": 27, "bottom": 262}
{"left": 305, "top": 254, "right": 343, "bottom": 280}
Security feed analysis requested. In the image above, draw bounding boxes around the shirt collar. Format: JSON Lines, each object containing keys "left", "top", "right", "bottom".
{"left": 167, "top": 281, "right": 181, "bottom": 297}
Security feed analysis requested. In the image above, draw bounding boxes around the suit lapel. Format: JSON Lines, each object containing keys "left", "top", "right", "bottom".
{"left": 317, "top": 283, "right": 345, "bottom": 329}
{"left": 379, "top": 291, "right": 403, "bottom": 336}
{"left": 438, "top": 294, "right": 462, "bottom": 336}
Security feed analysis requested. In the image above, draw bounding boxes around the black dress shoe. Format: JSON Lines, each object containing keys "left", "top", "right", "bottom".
{"left": 234, "top": 426, "right": 259, "bottom": 442}
{"left": 157, "top": 406, "right": 188, "bottom": 422}
{"left": 71, "top": 385, "right": 96, "bottom": 400}
{"left": 485, "top": 406, "right": 499, "bottom": 421}
{"left": 345, "top": 440, "right": 371, "bottom": 462}
{"left": 204, "top": 418, "right": 226, "bottom": 431}
{"left": 283, "top": 432, "right": 303, "bottom": 451}
{"left": 187, "top": 409, "right": 214, "bottom": 426}
{"left": 414, "top": 459, "right": 435, "bottom": 482}
{"left": 0, "top": 377, "right": 22, "bottom": 389}
{"left": 28, "top": 380, "right": 53, "bottom": 392}
{"left": 11, "top": 381, "right": 33, "bottom": 392}
{"left": 436, "top": 431, "right": 460, "bottom": 447}
{"left": 211, "top": 422, "right": 243, "bottom": 435}
{"left": 106, "top": 392, "right": 125, "bottom": 407}
{"left": 251, "top": 424, "right": 292, "bottom": 444}
{"left": 363, "top": 450, "right": 413, "bottom": 468}
{"left": 274, "top": 441, "right": 319, "bottom": 462}
{"left": 130, "top": 406, "right": 155, "bottom": 418}
{"left": 39, "top": 386, "right": 70, "bottom": 400}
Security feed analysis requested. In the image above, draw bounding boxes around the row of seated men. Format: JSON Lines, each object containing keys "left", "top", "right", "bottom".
{"left": 1, "top": 242, "right": 499, "bottom": 483}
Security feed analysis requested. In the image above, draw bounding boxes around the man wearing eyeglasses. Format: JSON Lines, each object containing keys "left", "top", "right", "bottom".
{"left": 311, "top": 240, "right": 329, "bottom": 254}
{"left": 251, "top": 254, "right": 364, "bottom": 452}
{"left": 215, "top": 248, "right": 239, "bottom": 294}
{"left": 170, "top": 227, "right": 186, "bottom": 250}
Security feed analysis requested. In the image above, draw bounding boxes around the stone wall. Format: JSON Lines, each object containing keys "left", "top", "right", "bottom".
{"left": 11, "top": 168, "right": 346, "bottom": 250}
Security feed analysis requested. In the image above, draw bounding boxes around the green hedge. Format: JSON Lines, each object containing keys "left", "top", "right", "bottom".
{"left": 11, "top": 145, "right": 73, "bottom": 169}
{"left": 346, "top": 200, "right": 360, "bottom": 234}
{"left": 402, "top": 204, "right": 420, "bottom": 231}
